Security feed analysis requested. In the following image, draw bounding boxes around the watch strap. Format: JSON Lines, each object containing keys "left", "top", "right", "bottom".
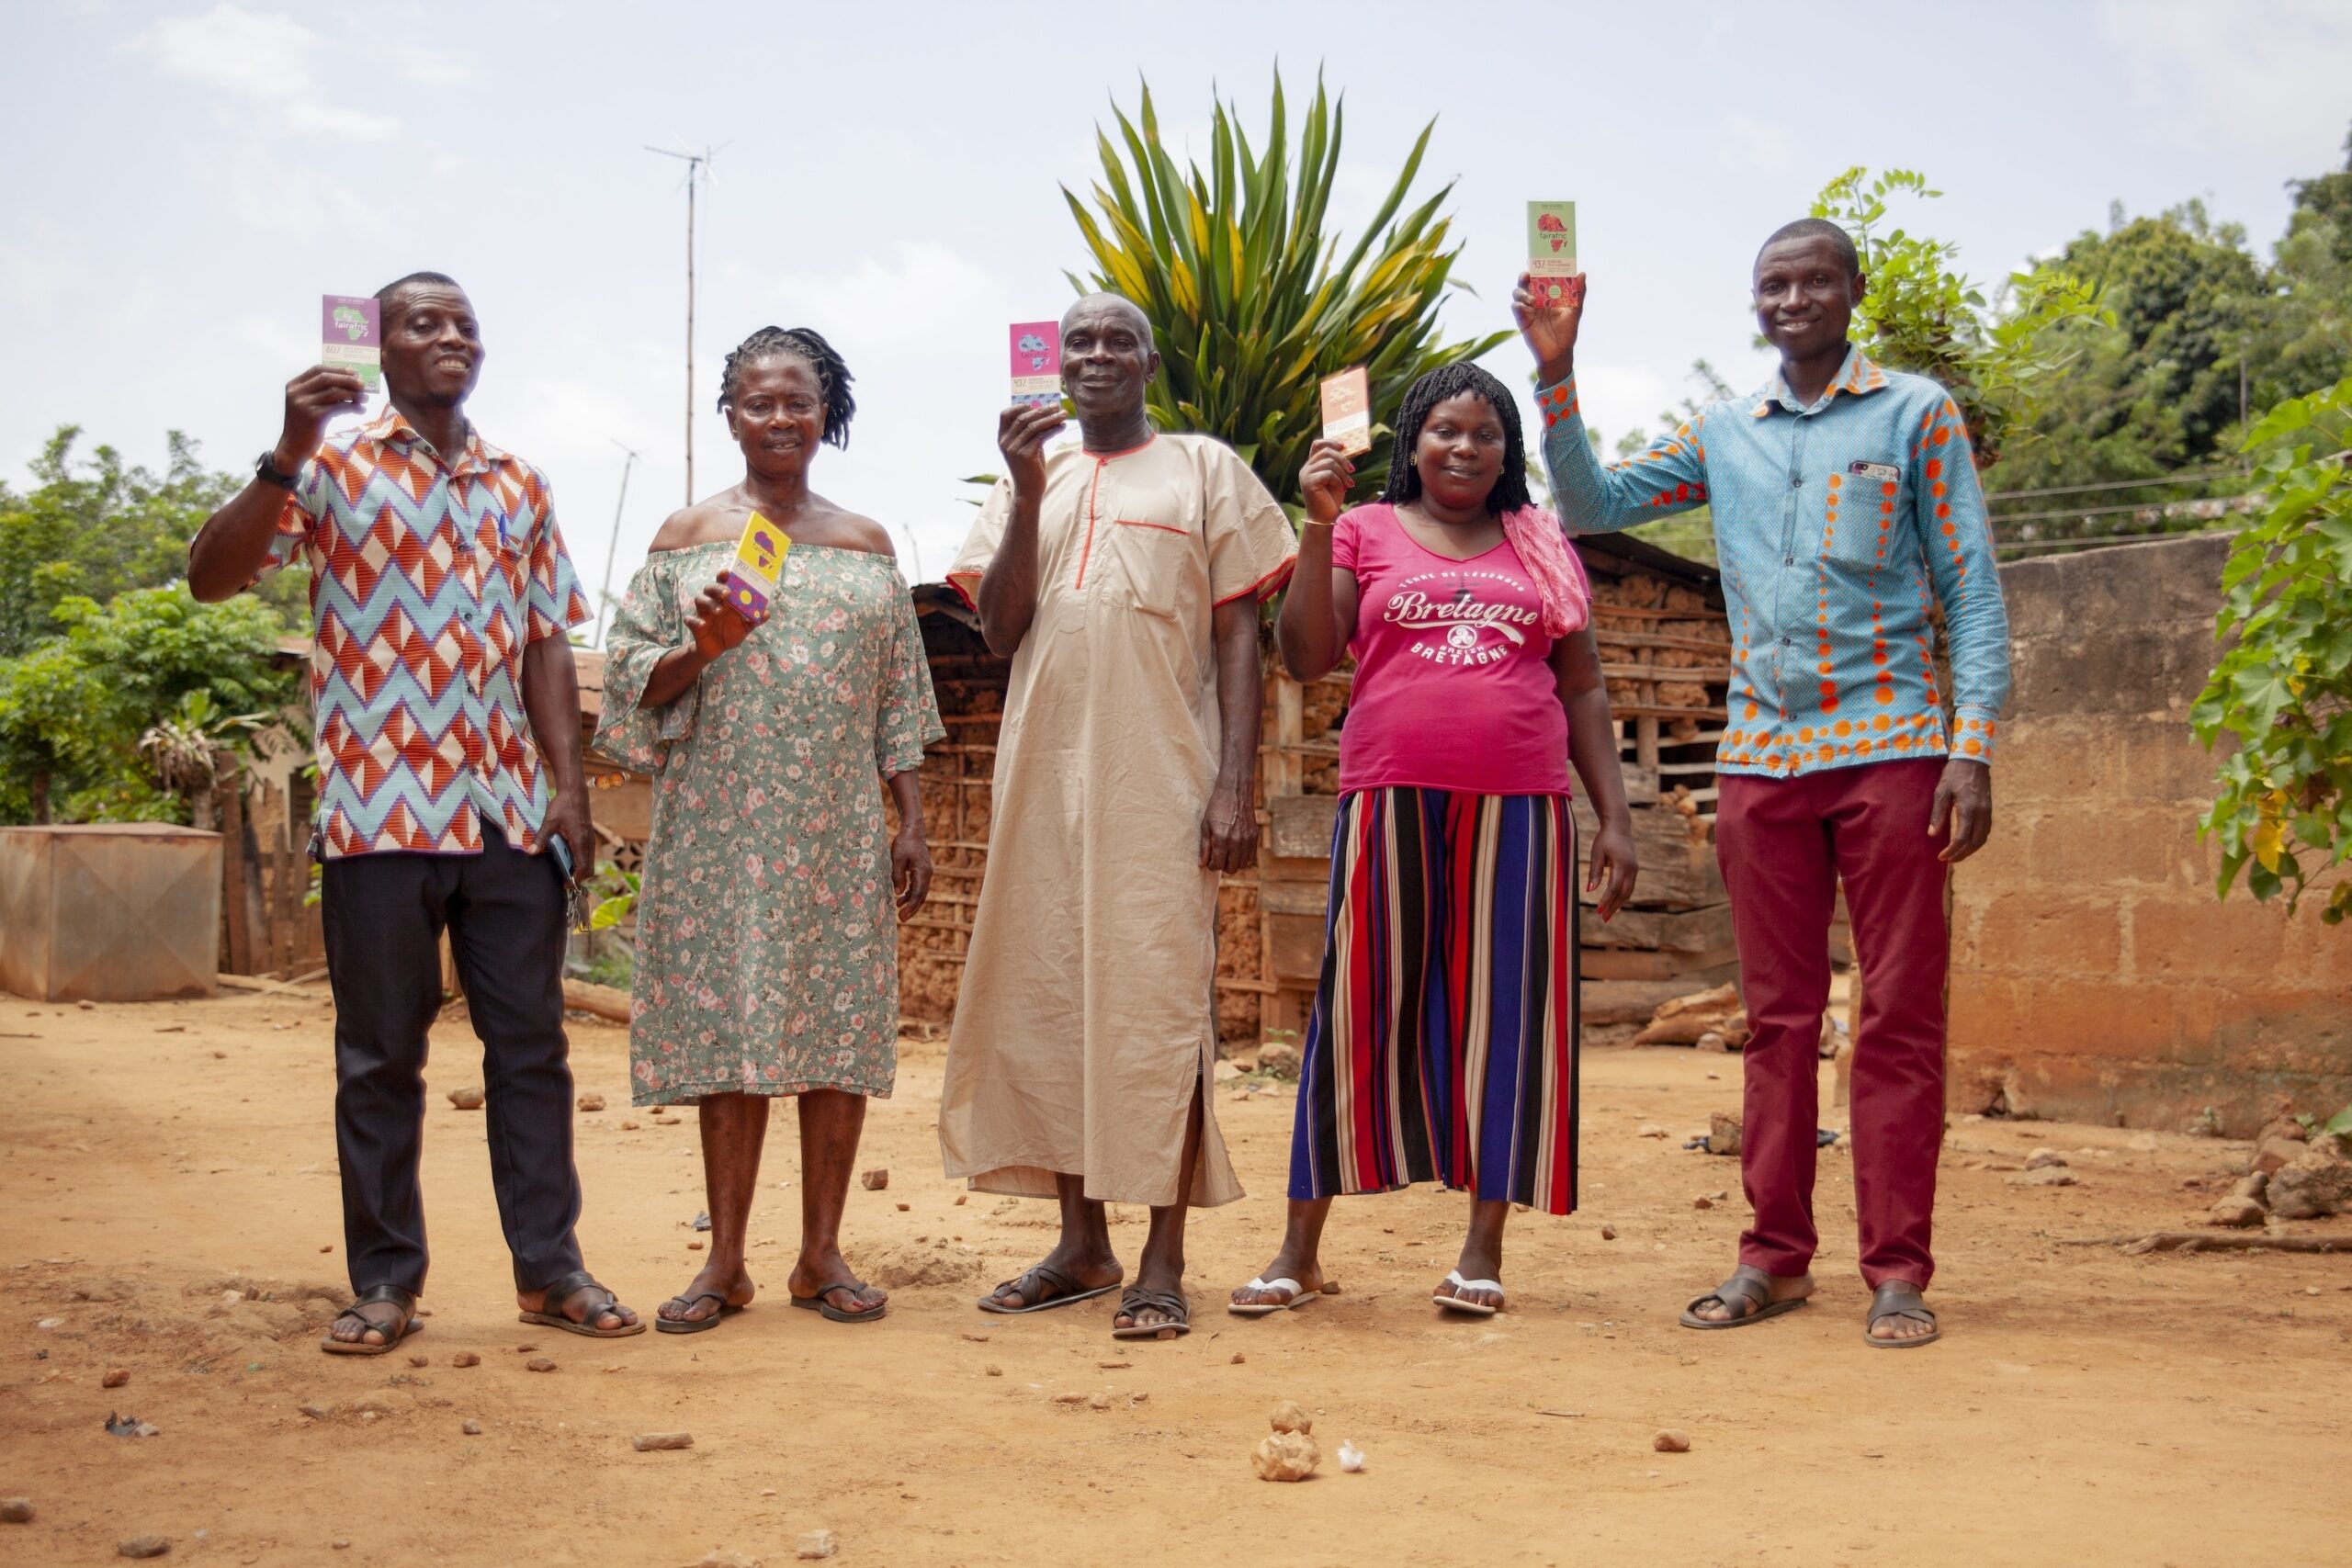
{"left": 254, "top": 451, "right": 300, "bottom": 490}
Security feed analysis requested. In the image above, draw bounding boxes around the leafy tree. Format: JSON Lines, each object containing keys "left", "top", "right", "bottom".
{"left": 1064, "top": 70, "right": 1510, "bottom": 512}
{"left": 1995, "top": 129, "right": 2352, "bottom": 542}
{"left": 1810, "top": 167, "right": 2107, "bottom": 468}
{"left": 0, "top": 426, "right": 302, "bottom": 660}
{"left": 0, "top": 586, "right": 299, "bottom": 825}
{"left": 2193, "top": 377, "right": 2352, "bottom": 923}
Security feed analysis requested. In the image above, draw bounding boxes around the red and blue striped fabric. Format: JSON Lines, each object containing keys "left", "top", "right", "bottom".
{"left": 1288, "top": 786, "right": 1581, "bottom": 1214}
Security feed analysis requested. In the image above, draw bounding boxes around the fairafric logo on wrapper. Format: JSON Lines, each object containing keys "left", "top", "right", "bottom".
{"left": 1009, "top": 321, "right": 1062, "bottom": 407}
{"left": 321, "top": 295, "right": 381, "bottom": 391}
{"left": 1318, "top": 366, "right": 1373, "bottom": 457}
{"left": 1526, "top": 202, "right": 1578, "bottom": 307}
{"left": 721, "top": 511, "right": 791, "bottom": 626}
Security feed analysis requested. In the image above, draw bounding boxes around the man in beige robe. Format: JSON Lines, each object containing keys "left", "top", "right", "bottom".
{"left": 941, "top": 294, "right": 1296, "bottom": 1339}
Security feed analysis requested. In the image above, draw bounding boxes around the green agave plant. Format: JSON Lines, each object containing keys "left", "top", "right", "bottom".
{"left": 1063, "top": 71, "right": 1510, "bottom": 514}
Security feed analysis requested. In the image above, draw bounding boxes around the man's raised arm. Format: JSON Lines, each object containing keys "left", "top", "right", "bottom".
{"left": 187, "top": 367, "right": 365, "bottom": 601}
{"left": 1512, "top": 274, "right": 1711, "bottom": 536}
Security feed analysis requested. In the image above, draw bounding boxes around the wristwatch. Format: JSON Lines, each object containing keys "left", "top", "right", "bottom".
{"left": 254, "top": 451, "right": 300, "bottom": 489}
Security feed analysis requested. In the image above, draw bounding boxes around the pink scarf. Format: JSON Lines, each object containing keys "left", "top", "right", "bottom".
{"left": 1498, "top": 504, "right": 1591, "bottom": 639}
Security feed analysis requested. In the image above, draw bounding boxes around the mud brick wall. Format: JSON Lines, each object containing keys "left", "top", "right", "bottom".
{"left": 1947, "top": 534, "right": 2352, "bottom": 1134}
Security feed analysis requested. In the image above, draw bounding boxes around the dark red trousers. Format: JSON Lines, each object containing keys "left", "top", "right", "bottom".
{"left": 1715, "top": 758, "right": 1948, "bottom": 1290}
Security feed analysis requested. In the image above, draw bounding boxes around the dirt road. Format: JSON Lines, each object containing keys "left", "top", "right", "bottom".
{"left": 2, "top": 987, "right": 2345, "bottom": 1565}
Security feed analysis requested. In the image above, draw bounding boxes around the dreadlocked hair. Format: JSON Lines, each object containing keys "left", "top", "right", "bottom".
{"left": 1379, "top": 359, "right": 1532, "bottom": 515}
{"left": 717, "top": 326, "right": 856, "bottom": 449}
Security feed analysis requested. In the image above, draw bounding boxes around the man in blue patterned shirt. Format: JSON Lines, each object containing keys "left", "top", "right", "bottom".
{"left": 1519, "top": 220, "right": 2013, "bottom": 1348}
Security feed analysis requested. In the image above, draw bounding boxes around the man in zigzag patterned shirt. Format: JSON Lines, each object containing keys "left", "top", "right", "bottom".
{"left": 1516, "top": 220, "right": 2013, "bottom": 1349}
{"left": 190, "top": 272, "right": 643, "bottom": 1352}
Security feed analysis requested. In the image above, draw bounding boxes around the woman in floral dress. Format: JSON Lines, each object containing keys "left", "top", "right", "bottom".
{"left": 598, "top": 326, "right": 944, "bottom": 1329}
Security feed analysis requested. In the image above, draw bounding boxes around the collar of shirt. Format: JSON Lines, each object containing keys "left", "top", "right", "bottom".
{"left": 1754, "top": 344, "right": 1891, "bottom": 418}
{"left": 358, "top": 405, "right": 508, "bottom": 480}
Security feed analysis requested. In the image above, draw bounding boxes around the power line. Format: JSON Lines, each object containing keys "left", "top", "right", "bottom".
{"left": 1990, "top": 494, "right": 2256, "bottom": 527}
{"left": 1994, "top": 527, "right": 2236, "bottom": 555}
{"left": 1983, "top": 468, "right": 2247, "bottom": 502}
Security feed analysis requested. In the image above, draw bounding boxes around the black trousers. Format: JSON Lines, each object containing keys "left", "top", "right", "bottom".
{"left": 319, "top": 819, "right": 583, "bottom": 1296}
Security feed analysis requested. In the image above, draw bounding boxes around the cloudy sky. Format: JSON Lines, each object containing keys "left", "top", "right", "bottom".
{"left": 5, "top": 1, "right": 2347, "bottom": 626}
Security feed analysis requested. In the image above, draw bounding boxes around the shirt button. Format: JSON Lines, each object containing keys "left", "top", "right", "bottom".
{"left": 1783, "top": 556, "right": 1794, "bottom": 566}
{"left": 1788, "top": 473, "right": 1803, "bottom": 490}
{"left": 1781, "top": 637, "right": 1792, "bottom": 647}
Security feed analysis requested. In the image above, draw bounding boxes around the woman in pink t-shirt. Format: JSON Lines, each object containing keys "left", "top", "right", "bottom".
{"left": 1231, "top": 361, "right": 1638, "bottom": 1321}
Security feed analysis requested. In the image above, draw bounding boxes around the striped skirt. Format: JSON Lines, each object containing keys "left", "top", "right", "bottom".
{"left": 1287, "top": 787, "right": 1581, "bottom": 1214}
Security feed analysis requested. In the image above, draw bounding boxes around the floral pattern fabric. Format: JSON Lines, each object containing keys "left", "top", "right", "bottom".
{"left": 597, "top": 541, "right": 944, "bottom": 1107}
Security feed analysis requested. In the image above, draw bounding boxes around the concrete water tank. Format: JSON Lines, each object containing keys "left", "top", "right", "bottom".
{"left": 0, "top": 824, "right": 222, "bottom": 1001}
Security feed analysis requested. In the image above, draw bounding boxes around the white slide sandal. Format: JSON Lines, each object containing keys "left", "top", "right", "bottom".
{"left": 1432, "top": 1269, "right": 1505, "bottom": 1316}
{"left": 1227, "top": 1276, "right": 1321, "bottom": 1316}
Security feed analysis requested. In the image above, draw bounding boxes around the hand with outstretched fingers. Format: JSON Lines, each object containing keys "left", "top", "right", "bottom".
{"left": 1928, "top": 757, "right": 1994, "bottom": 863}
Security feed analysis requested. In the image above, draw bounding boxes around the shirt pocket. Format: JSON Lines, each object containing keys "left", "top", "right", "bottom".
{"left": 1104, "top": 513, "right": 1198, "bottom": 619}
{"left": 1824, "top": 458, "right": 1905, "bottom": 571}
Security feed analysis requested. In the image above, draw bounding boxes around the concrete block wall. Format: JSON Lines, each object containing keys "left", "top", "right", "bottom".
{"left": 1947, "top": 534, "right": 2352, "bottom": 1134}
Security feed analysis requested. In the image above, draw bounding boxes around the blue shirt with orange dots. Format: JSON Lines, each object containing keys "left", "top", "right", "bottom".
{"left": 1537, "top": 345, "right": 2010, "bottom": 777}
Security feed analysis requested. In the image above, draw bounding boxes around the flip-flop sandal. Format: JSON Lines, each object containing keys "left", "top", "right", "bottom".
{"left": 321, "top": 1284, "right": 422, "bottom": 1356}
{"left": 1431, "top": 1269, "right": 1505, "bottom": 1316}
{"left": 518, "top": 1269, "right": 648, "bottom": 1338}
{"left": 1110, "top": 1284, "right": 1191, "bottom": 1340}
{"left": 654, "top": 1291, "right": 741, "bottom": 1335}
{"left": 1679, "top": 1265, "right": 1808, "bottom": 1330}
{"left": 975, "top": 1261, "right": 1120, "bottom": 1315}
{"left": 792, "top": 1280, "right": 887, "bottom": 1325}
{"left": 1227, "top": 1276, "right": 1321, "bottom": 1317}
{"left": 1864, "top": 1282, "right": 1940, "bottom": 1348}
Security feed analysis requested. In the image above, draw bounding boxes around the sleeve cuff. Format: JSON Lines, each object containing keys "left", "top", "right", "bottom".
{"left": 1536, "top": 376, "right": 1582, "bottom": 433}
{"left": 1951, "top": 709, "right": 1999, "bottom": 762}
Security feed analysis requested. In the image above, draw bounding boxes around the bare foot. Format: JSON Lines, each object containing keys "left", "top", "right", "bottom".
{"left": 656, "top": 1261, "right": 755, "bottom": 1327}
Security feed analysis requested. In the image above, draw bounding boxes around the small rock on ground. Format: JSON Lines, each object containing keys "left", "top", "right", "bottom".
{"left": 525, "top": 1356, "right": 557, "bottom": 1372}
{"left": 796, "top": 1530, "right": 839, "bottom": 1561}
{"left": 2025, "top": 1149, "right": 2068, "bottom": 1170}
{"left": 696, "top": 1553, "right": 761, "bottom": 1568}
{"left": 103, "top": 1367, "right": 130, "bottom": 1388}
{"left": 859, "top": 1168, "right": 889, "bottom": 1190}
{"left": 1, "top": 1498, "right": 32, "bottom": 1523}
{"left": 630, "top": 1431, "right": 694, "bottom": 1451}
{"left": 576, "top": 1093, "right": 605, "bottom": 1111}
{"left": 118, "top": 1537, "right": 170, "bottom": 1559}
{"left": 1654, "top": 1429, "right": 1691, "bottom": 1453}
{"left": 450, "top": 1351, "right": 481, "bottom": 1368}
{"left": 461, "top": 1418, "right": 482, "bottom": 1435}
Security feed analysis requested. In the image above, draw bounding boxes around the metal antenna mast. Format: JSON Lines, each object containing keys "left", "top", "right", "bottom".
{"left": 594, "top": 441, "right": 640, "bottom": 648}
{"left": 645, "top": 141, "right": 719, "bottom": 504}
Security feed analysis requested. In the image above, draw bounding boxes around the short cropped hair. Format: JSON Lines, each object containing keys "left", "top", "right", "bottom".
{"left": 374, "top": 271, "right": 465, "bottom": 307}
{"left": 1757, "top": 219, "right": 1860, "bottom": 276}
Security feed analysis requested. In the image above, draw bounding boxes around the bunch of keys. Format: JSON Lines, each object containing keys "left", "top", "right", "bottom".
{"left": 547, "top": 832, "right": 594, "bottom": 932}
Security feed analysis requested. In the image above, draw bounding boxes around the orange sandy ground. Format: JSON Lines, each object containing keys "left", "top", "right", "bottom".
{"left": 2, "top": 987, "right": 2346, "bottom": 1567}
